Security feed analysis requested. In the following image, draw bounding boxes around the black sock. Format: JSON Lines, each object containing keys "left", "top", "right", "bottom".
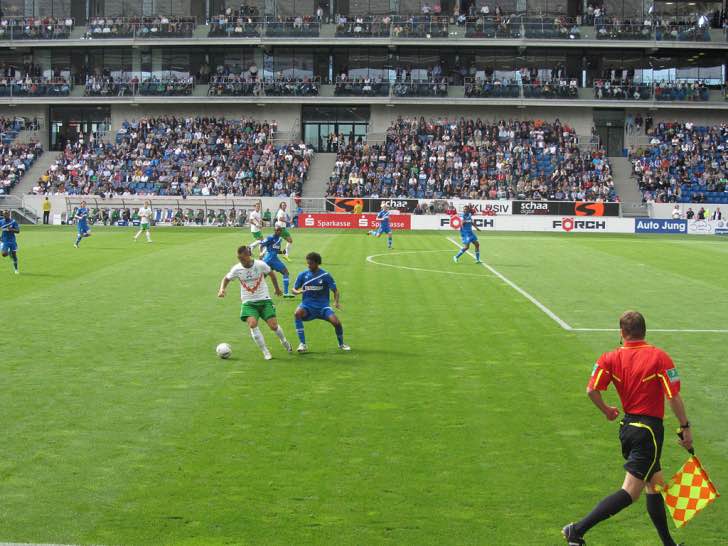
{"left": 575, "top": 489, "right": 633, "bottom": 536}
{"left": 646, "top": 493, "right": 676, "bottom": 546}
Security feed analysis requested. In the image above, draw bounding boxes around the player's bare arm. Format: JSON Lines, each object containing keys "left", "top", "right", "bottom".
{"left": 333, "top": 288, "right": 341, "bottom": 309}
{"left": 267, "top": 270, "right": 283, "bottom": 297}
{"left": 586, "top": 387, "right": 620, "bottom": 421}
{"left": 218, "top": 276, "right": 231, "bottom": 297}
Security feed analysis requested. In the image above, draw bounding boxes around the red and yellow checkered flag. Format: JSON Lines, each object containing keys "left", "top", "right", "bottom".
{"left": 660, "top": 455, "right": 719, "bottom": 528}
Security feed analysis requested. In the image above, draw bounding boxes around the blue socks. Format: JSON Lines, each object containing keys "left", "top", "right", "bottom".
{"left": 75, "top": 234, "right": 82, "bottom": 246}
{"left": 283, "top": 274, "right": 289, "bottom": 295}
{"left": 476, "top": 250, "right": 481, "bottom": 262}
{"left": 295, "top": 318, "right": 306, "bottom": 344}
{"left": 335, "top": 324, "right": 344, "bottom": 346}
{"left": 11, "top": 252, "right": 17, "bottom": 271}
{"left": 455, "top": 248, "right": 466, "bottom": 260}
{"left": 387, "top": 236, "right": 392, "bottom": 249}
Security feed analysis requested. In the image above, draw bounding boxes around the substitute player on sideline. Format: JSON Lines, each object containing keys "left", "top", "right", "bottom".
{"left": 249, "top": 201, "right": 264, "bottom": 243}
{"left": 368, "top": 203, "right": 393, "bottom": 249}
{"left": 218, "top": 245, "right": 292, "bottom": 361}
{"left": 453, "top": 204, "right": 481, "bottom": 263}
{"left": 562, "top": 311, "right": 692, "bottom": 546}
{"left": 275, "top": 202, "right": 293, "bottom": 260}
{"left": 292, "top": 252, "right": 350, "bottom": 353}
{"left": 1, "top": 210, "right": 20, "bottom": 274}
{"left": 134, "top": 200, "right": 153, "bottom": 243}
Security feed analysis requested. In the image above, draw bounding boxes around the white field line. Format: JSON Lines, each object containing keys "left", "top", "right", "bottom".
{"left": 446, "top": 237, "right": 728, "bottom": 334}
{"left": 366, "top": 250, "right": 493, "bottom": 278}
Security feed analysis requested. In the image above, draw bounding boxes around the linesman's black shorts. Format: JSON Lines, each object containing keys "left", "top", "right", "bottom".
{"left": 619, "top": 414, "right": 664, "bottom": 481}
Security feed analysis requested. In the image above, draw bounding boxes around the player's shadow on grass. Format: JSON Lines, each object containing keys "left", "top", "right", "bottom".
{"left": 17, "top": 272, "right": 65, "bottom": 278}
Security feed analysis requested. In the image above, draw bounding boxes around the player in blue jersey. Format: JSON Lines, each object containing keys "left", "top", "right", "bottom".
{"left": 453, "top": 205, "right": 481, "bottom": 263}
{"left": 74, "top": 200, "right": 92, "bottom": 247}
{"left": 1, "top": 210, "right": 20, "bottom": 274}
{"left": 251, "top": 226, "right": 294, "bottom": 298}
{"left": 292, "top": 252, "right": 350, "bottom": 353}
{"left": 368, "top": 203, "right": 393, "bottom": 249}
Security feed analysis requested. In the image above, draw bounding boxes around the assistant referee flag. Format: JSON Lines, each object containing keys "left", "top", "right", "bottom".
{"left": 660, "top": 455, "right": 719, "bottom": 528}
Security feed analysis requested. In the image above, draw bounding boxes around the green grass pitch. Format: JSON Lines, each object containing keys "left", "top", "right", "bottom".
{"left": 1, "top": 226, "right": 726, "bottom": 545}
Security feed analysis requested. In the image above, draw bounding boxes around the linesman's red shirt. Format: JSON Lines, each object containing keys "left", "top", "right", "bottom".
{"left": 587, "top": 340, "right": 681, "bottom": 419}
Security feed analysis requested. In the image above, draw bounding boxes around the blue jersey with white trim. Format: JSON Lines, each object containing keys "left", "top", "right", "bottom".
{"left": 295, "top": 268, "right": 337, "bottom": 307}
{"left": 76, "top": 207, "right": 89, "bottom": 225}
{"left": 377, "top": 209, "right": 390, "bottom": 228}
{"left": 260, "top": 234, "right": 284, "bottom": 260}
{"left": 1, "top": 219, "right": 19, "bottom": 244}
{"left": 460, "top": 211, "right": 474, "bottom": 235}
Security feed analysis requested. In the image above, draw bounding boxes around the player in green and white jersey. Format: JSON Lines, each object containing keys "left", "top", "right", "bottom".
{"left": 218, "top": 245, "right": 292, "bottom": 360}
{"left": 134, "top": 200, "right": 153, "bottom": 243}
{"left": 249, "top": 202, "right": 263, "bottom": 242}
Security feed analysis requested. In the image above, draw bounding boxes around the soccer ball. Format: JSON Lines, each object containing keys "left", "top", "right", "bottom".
{"left": 216, "top": 343, "right": 232, "bottom": 359}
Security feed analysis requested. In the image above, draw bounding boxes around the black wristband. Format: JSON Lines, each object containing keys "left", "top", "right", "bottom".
{"left": 680, "top": 422, "right": 690, "bottom": 429}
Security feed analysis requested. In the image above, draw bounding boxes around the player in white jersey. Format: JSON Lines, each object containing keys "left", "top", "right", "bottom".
{"left": 249, "top": 202, "right": 263, "bottom": 242}
{"left": 275, "top": 202, "right": 293, "bottom": 260}
{"left": 134, "top": 200, "right": 153, "bottom": 242}
{"left": 218, "top": 245, "right": 292, "bottom": 360}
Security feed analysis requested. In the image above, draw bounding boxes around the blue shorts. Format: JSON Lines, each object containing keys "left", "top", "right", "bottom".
{"left": 78, "top": 223, "right": 90, "bottom": 234}
{"left": 297, "top": 303, "right": 335, "bottom": 322}
{"left": 1, "top": 241, "right": 17, "bottom": 253}
{"left": 265, "top": 256, "right": 287, "bottom": 274}
{"left": 461, "top": 231, "right": 478, "bottom": 245}
{"left": 375, "top": 224, "right": 392, "bottom": 235}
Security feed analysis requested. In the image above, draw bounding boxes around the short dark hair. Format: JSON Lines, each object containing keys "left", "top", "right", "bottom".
{"left": 306, "top": 252, "right": 322, "bottom": 265}
{"left": 620, "top": 311, "right": 646, "bottom": 340}
{"left": 237, "top": 245, "right": 251, "bottom": 255}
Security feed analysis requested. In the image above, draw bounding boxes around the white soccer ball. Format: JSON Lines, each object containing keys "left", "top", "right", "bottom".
{"left": 216, "top": 343, "right": 232, "bottom": 359}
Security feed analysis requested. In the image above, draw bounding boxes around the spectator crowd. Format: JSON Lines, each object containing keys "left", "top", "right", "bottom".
{"left": 630, "top": 122, "right": 728, "bottom": 203}
{"left": 33, "top": 117, "right": 313, "bottom": 197}
{"left": 327, "top": 117, "right": 616, "bottom": 201}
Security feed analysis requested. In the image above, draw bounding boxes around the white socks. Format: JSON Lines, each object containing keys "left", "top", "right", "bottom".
{"left": 274, "top": 326, "right": 288, "bottom": 344}
{"left": 250, "top": 327, "right": 268, "bottom": 353}
{"left": 285, "top": 242, "right": 292, "bottom": 256}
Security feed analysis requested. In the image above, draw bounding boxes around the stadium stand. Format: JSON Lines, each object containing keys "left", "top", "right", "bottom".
{"left": 32, "top": 117, "right": 312, "bottom": 197}
{"left": 0, "top": 138, "right": 43, "bottom": 195}
{"left": 327, "top": 118, "right": 616, "bottom": 201}
{"left": 630, "top": 123, "right": 728, "bottom": 204}
{"left": 0, "top": 16, "right": 73, "bottom": 39}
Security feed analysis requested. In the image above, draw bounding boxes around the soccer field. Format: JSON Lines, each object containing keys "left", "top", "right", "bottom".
{"left": 2, "top": 226, "right": 726, "bottom": 546}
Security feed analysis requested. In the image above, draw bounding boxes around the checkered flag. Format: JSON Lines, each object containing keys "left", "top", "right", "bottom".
{"left": 660, "top": 455, "right": 719, "bottom": 528}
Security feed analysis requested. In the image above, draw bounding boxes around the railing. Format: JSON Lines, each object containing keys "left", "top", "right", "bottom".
{"left": 264, "top": 18, "right": 320, "bottom": 37}
{"left": 654, "top": 84, "right": 710, "bottom": 101}
{"left": 262, "top": 78, "right": 320, "bottom": 96}
{"left": 207, "top": 16, "right": 260, "bottom": 37}
{"left": 207, "top": 77, "right": 261, "bottom": 96}
{"left": 84, "top": 77, "right": 193, "bottom": 97}
{"left": 464, "top": 17, "right": 521, "bottom": 38}
{"left": 334, "top": 16, "right": 391, "bottom": 37}
{"left": 523, "top": 17, "right": 580, "bottom": 39}
{"left": 0, "top": 79, "right": 73, "bottom": 97}
{"left": 334, "top": 78, "right": 390, "bottom": 96}
{"left": 391, "top": 80, "right": 448, "bottom": 97}
{"left": 84, "top": 17, "right": 196, "bottom": 39}
{"left": 464, "top": 79, "right": 520, "bottom": 98}
{"left": 595, "top": 23, "right": 652, "bottom": 40}
{"left": 593, "top": 82, "right": 653, "bottom": 100}
{"left": 655, "top": 24, "right": 711, "bottom": 42}
{"left": 390, "top": 16, "right": 449, "bottom": 38}
{"left": 522, "top": 81, "right": 579, "bottom": 98}
{"left": 0, "top": 18, "right": 74, "bottom": 40}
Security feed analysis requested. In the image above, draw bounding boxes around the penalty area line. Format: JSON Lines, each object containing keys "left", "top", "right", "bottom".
{"left": 446, "top": 237, "right": 574, "bottom": 331}
{"left": 446, "top": 237, "right": 728, "bottom": 335}
{"left": 366, "top": 250, "right": 493, "bottom": 278}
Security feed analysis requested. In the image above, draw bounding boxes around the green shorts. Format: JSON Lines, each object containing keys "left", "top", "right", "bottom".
{"left": 140, "top": 222, "right": 150, "bottom": 230}
{"left": 240, "top": 299, "right": 276, "bottom": 322}
{"left": 252, "top": 231, "right": 263, "bottom": 240}
{"left": 280, "top": 228, "right": 292, "bottom": 239}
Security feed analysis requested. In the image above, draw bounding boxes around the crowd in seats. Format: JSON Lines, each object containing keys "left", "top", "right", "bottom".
{"left": 334, "top": 75, "right": 390, "bottom": 97}
{"left": 0, "top": 141, "right": 42, "bottom": 195}
{"left": 464, "top": 78, "right": 520, "bottom": 98}
{"left": 655, "top": 22, "right": 710, "bottom": 42}
{"left": 0, "top": 64, "right": 70, "bottom": 96}
{"left": 463, "top": 14, "right": 520, "bottom": 38}
{"left": 84, "top": 74, "right": 133, "bottom": 96}
{"left": 654, "top": 81, "right": 710, "bottom": 102}
{"left": 327, "top": 117, "right": 616, "bottom": 201}
{"left": 392, "top": 79, "right": 447, "bottom": 97}
{"left": 594, "top": 80, "right": 652, "bottom": 100}
{"left": 523, "top": 79, "right": 578, "bottom": 99}
{"left": 391, "top": 16, "right": 448, "bottom": 38}
{"left": 263, "top": 78, "right": 319, "bottom": 96}
{"left": 264, "top": 16, "right": 319, "bottom": 37}
{"left": 0, "top": 16, "right": 73, "bottom": 39}
{"left": 138, "top": 76, "right": 194, "bottom": 96}
{"left": 335, "top": 15, "right": 391, "bottom": 37}
{"left": 33, "top": 117, "right": 313, "bottom": 197}
{"left": 208, "top": 5, "right": 259, "bottom": 36}
{"left": 208, "top": 75, "right": 259, "bottom": 96}
{"left": 84, "top": 16, "right": 195, "bottom": 39}
{"left": 596, "top": 20, "right": 651, "bottom": 40}
{"left": 523, "top": 16, "right": 580, "bottom": 39}
{"left": 630, "top": 122, "right": 728, "bottom": 203}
